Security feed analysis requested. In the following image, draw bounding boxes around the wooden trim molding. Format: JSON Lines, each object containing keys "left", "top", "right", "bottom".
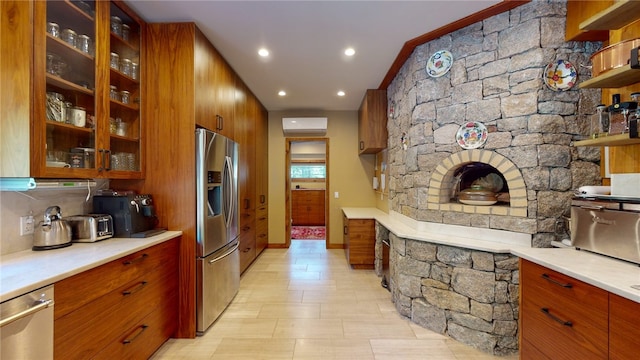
{"left": 379, "top": 0, "right": 530, "bottom": 89}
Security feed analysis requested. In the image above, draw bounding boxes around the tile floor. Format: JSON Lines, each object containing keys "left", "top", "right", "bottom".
{"left": 151, "top": 240, "right": 519, "bottom": 359}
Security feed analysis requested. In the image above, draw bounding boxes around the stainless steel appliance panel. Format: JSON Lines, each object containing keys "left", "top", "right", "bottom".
{"left": 196, "top": 128, "right": 239, "bottom": 258}
{"left": 195, "top": 128, "right": 240, "bottom": 334}
{"left": 1, "top": 285, "right": 54, "bottom": 359}
{"left": 571, "top": 206, "right": 640, "bottom": 264}
{"left": 196, "top": 241, "right": 240, "bottom": 334}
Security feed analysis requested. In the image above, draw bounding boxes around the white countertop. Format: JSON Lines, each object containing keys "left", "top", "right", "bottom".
{"left": 0, "top": 231, "right": 182, "bottom": 303}
{"left": 342, "top": 207, "right": 640, "bottom": 303}
{"left": 342, "top": 207, "right": 531, "bottom": 253}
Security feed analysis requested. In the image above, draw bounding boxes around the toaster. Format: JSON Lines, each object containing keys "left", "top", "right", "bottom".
{"left": 66, "top": 214, "right": 114, "bottom": 242}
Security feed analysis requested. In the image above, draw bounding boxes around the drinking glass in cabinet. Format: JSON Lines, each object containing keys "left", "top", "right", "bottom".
{"left": 110, "top": 52, "right": 119, "bottom": 70}
{"left": 61, "top": 28, "right": 77, "bottom": 47}
{"left": 122, "top": 24, "right": 130, "bottom": 42}
{"left": 131, "top": 62, "right": 138, "bottom": 80}
{"left": 120, "top": 58, "right": 132, "bottom": 77}
{"left": 76, "top": 34, "right": 92, "bottom": 55}
{"left": 46, "top": 53, "right": 68, "bottom": 77}
{"left": 116, "top": 119, "right": 127, "bottom": 136}
{"left": 110, "top": 16, "right": 122, "bottom": 37}
{"left": 47, "top": 22, "right": 59, "bottom": 38}
{"left": 120, "top": 91, "right": 130, "bottom": 104}
{"left": 109, "top": 85, "right": 119, "bottom": 101}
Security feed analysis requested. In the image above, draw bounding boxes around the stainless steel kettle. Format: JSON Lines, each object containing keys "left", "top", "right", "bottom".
{"left": 32, "top": 205, "right": 72, "bottom": 251}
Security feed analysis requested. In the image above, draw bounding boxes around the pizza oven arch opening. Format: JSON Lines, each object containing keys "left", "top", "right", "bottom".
{"left": 427, "top": 149, "right": 528, "bottom": 217}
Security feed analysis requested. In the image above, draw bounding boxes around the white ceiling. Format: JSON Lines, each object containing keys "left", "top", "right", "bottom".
{"left": 125, "top": 0, "right": 501, "bottom": 112}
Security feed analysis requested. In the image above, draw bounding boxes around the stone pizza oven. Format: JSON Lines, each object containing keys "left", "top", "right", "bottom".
{"left": 377, "top": 1, "right": 604, "bottom": 356}
{"left": 386, "top": 1, "right": 602, "bottom": 246}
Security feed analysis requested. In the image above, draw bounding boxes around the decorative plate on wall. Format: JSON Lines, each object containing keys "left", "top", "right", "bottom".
{"left": 543, "top": 59, "right": 577, "bottom": 91}
{"left": 426, "top": 50, "right": 453, "bottom": 78}
{"left": 456, "top": 121, "right": 488, "bottom": 149}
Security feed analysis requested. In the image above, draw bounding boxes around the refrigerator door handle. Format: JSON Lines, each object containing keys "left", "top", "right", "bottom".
{"left": 223, "top": 155, "right": 235, "bottom": 230}
{"left": 207, "top": 241, "right": 240, "bottom": 264}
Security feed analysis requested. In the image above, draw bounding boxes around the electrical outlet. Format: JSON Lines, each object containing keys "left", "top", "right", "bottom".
{"left": 20, "top": 215, "right": 34, "bottom": 236}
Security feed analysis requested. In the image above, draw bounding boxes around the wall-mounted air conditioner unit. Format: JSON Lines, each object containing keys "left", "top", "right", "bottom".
{"left": 282, "top": 117, "right": 327, "bottom": 135}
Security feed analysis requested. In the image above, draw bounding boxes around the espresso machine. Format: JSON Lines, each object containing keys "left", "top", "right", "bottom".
{"left": 93, "top": 194, "right": 162, "bottom": 237}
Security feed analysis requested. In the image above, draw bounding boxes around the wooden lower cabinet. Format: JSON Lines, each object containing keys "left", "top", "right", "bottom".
{"left": 239, "top": 229, "right": 256, "bottom": 274}
{"left": 54, "top": 239, "right": 178, "bottom": 359}
{"left": 256, "top": 205, "right": 268, "bottom": 255}
{"left": 520, "top": 259, "right": 609, "bottom": 360}
{"left": 238, "top": 207, "right": 256, "bottom": 273}
{"left": 343, "top": 214, "right": 375, "bottom": 269}
{"left": 609, "top": 293, "right": 640, "bottom": 360}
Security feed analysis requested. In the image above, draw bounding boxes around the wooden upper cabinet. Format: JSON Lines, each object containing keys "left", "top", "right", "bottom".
{"left": 255, "top": 101, "right": 268, "bottom": 206}
{"left": 194, "top": 28, "right": 234, "bottom": 138}
{"left": 213, "top": 51, "right": 235, "bottom": 138}
{"left": 565, "top": 0, "right": 611, "bottom": 41}
{"left": 29, "top": 0, "right": 145, "bottom": 179}
{"left": 194, "top": 28, "right": 216, "bottom": 131}
{"left": 234, "top": 79, "right": 256, "bottom": 213}
{"left": 1, "top": 0, "right": 32, "bottom": 178}
{"left": 358, "top": 89, "right": 387, "bottom": 154}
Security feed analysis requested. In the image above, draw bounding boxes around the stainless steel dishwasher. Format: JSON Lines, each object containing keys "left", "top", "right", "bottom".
{"left": 1, "top": 285, "right": 54, "bottom": 359}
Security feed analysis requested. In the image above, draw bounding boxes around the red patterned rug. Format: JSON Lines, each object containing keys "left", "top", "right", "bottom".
{"left": 291, "top": 226, "right": 326, "bottom": 240}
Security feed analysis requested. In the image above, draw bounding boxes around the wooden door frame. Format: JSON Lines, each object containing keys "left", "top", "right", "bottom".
{"left": 285, "top": 137, "right": 330, "bottom": 248}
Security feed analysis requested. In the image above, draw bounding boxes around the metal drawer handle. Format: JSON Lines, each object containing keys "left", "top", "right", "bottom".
{"left": 122, "top": 324, "right": 148, "bottom": 344}
{"left": 123, "top": 253, "right": 149, "bottom": 265}
{"left": 122, "top": 281, "right": 148, "bottom": 296}
{"left": 541, "top": 308, "right": 573, "bottom": 327}
{"left": 541, "top": 273, "right": 573, "bottom": 288}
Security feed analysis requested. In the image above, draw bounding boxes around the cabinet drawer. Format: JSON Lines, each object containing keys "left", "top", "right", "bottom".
{"left": 55, "top": 253, "right": 177, "bottom": 359}
{"left": 92, "top": 295, "right": 177, "bottom": 360}
{"left": 520, "top": 259, "right": 608, "bottom": 360}
{"left": 240, "top": 211, "right": 255, "bottom": 233}
{"left": 55, "top": 240, "right": 177, "bottom": 320}
{"left": 239, "top": 230, "right": 256, "bottom": 273}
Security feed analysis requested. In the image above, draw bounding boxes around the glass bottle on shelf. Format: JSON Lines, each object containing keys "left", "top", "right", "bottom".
{"left": 590, "top": 104, "right": 609, "bottom": 138}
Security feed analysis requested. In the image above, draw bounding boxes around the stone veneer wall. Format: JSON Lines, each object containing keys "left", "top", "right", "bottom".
{"left": 385, "top": 0, "right": 603, "bottom": 247}
{"left": 375, "top": 222, "right": 519, "bottom": 356}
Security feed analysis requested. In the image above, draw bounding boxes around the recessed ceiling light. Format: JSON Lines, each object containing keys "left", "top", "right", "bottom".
{"left": 258, "top": 48, "right": 270, "bottom": 57}
{"left": 344, "top": 47, "right": 355, "bottom": 56}
{"left": 337, "top": 91, "right": 345, "bottom": 97}
{"left": 278, "top": 90, "right": 286, "bottom": 96}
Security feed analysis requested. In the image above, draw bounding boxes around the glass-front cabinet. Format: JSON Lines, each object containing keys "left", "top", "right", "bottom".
{"left": 33, "top": 0, "right": 143, "bottom": 179}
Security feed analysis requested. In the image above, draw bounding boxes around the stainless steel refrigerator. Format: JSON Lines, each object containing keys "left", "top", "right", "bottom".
{"left": 195, "top": 128, "right": 240, "bottom": 335}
